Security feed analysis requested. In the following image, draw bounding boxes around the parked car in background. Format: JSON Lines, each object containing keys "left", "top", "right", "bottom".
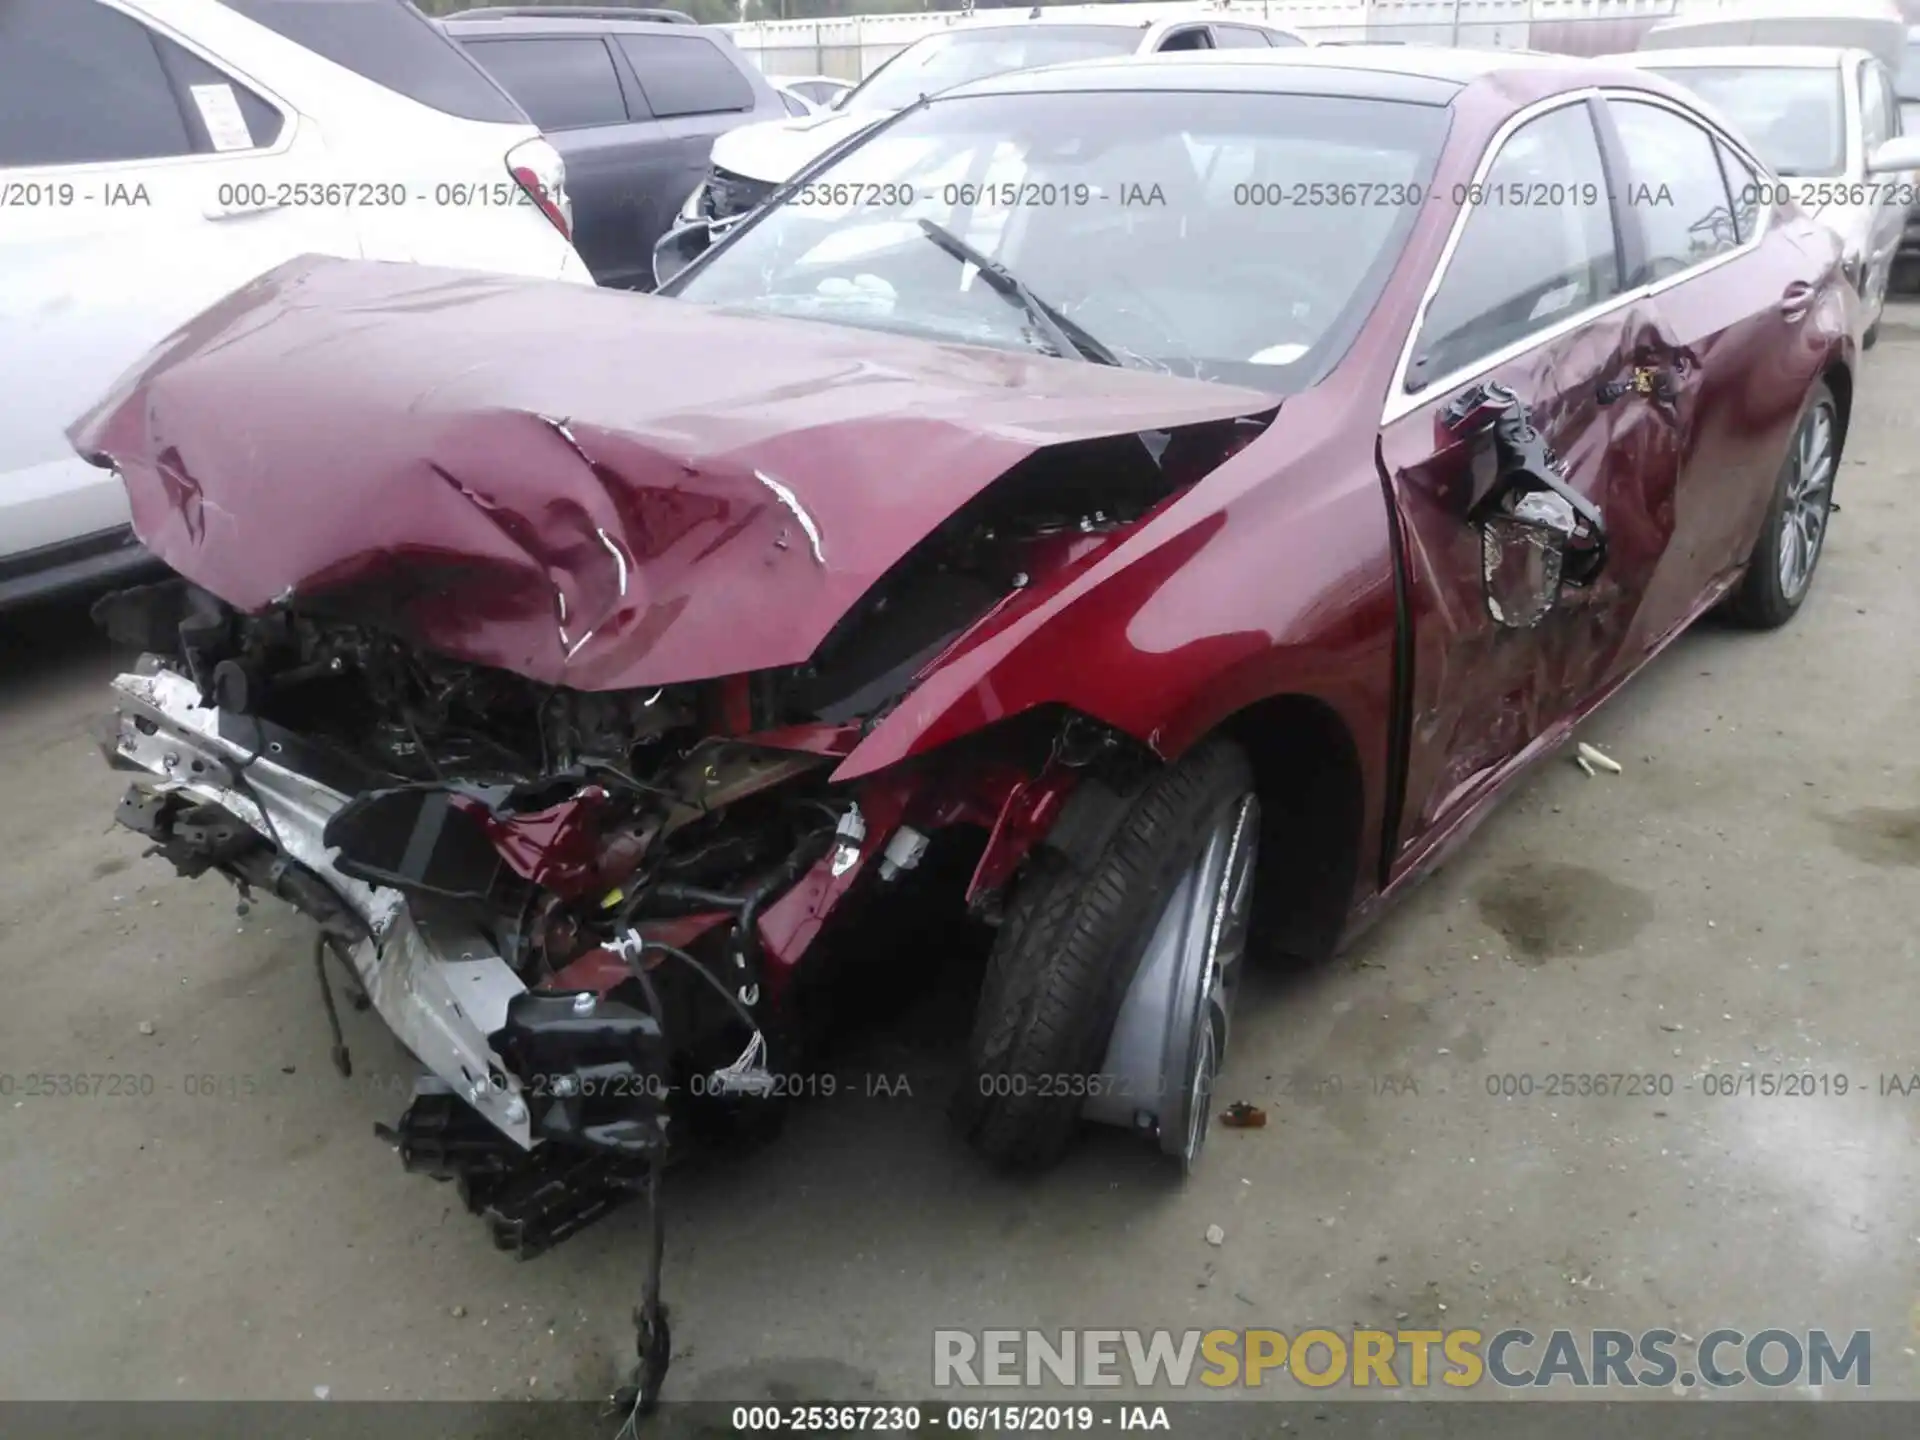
{"left": 445, "top": 7, "right": 786, "bottom": 289}
{"left": 1897, "top": 26, "right": 1920, "bottom": 271}
{"left": 1637, "top": 0, "right": 1906, "bottom": 69}
{"left": 777, "top": 75, "right": 856, "bottom": 110}
{"left": 771, "top": 80, "right": 826, "bottom": 117}
{"left": 652, "top": 10, "right": 1309, "bottom": 282}
{"left": 0, "top": 0, "right": 588, "bottom": 612}
{"left": 1605, "top": 44, "right": 1911, "bottom": 346}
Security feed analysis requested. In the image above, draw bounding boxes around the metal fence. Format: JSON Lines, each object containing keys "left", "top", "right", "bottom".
{"left": 718, "top": 0, "right": 1706, "bottom": 80}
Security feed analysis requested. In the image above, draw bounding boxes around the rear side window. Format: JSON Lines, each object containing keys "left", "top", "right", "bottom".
{"left": 155, "top": 37, "right": 286, "bottom": 151}
{"left": 1609, "top": 99, "right": 1741, "bottom": 283}
{"left": 617, "top": 33, "right": 755, "bottom": 118}
{"left": 1211, "top": 26, "right": 1272, "bottom": 49}
{"left": 219, "top": 0, "right": 524, "bottom": 123}
{"left": 1267, "top": 31, "right": 1307, "bottom": 48}
{"left": 1157, "top": 28, "right": 1213, "bottom": 52}
{"left": 461, "top": 38, "right": 628, "bottom": 130}
{"left": 0, "top": 0, "right": 193, "bottom": 165}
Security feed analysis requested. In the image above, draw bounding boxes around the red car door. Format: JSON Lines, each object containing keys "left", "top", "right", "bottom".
{"left": 1597, "top": 91, "right": 1840, "bottom": 655}
{"left": 1378, "top": 97, "right": 1684, "bottom": 875}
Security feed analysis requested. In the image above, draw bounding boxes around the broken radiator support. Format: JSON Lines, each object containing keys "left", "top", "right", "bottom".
{"left": 383, "top": 1081, "right": 648, "bottom": 1258}
{"left": 406, "top": 984, "right": 679, "bottom": 1413}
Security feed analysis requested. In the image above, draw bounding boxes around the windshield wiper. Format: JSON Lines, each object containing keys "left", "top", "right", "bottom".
{"left": 914, "top": 218, "right": 1124, "bottom": 367}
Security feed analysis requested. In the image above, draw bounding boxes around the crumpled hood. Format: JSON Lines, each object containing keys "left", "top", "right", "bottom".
{"left": 708, "top": 109, "right": 886, "bottom": 186}
{"left": 69, "top": 255, "right": 1275, "bottom": 691}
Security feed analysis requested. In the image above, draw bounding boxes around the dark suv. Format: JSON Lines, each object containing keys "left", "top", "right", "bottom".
{"left": 444, "top": 6, "right": 786, "bottom": 289}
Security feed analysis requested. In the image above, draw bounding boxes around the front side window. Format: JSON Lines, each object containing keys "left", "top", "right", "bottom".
{"left": 1409, "top": 103, "right": 1620, "bottom": 388}
{"left": 1646, "top": 64, "right": 1845, "bottom": 177}
{"left": 843, "top": 28, "right": 1149, "bottom": 114}
{"left": 461, "top": 38, "right": 627, "bottom": 131}
{"left": 1610, "top": 99, "right": 1740, "bottom": 284}
{"left": 670, "top": 89, "right": 1447, "bottom": 392}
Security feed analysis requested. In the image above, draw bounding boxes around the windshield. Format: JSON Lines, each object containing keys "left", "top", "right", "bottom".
{"left": 669, "top": 89, "right": 1448, "bottom": 391}
{"left": 1649, "top": 65, "right": 1846, "bottom": 176}
{"left": 844, "top": 27, "right": 1149, "bottom": 113}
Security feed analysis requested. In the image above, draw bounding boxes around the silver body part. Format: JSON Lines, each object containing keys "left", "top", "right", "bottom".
{"left": 104, "top": 659, "right": 536, "bottom": 1148}
{"left": 1084, "top": 794, "right": 1259, "bottom": 1170}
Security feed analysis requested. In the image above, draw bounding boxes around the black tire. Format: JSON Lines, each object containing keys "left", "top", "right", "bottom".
{"left": 1864, "top": 320, "right": 1881, "bottom": 351}
{"left": 1723, "top": 380, "right": 1839, "bottom": 630}
{"left": 952, "top": 737, "right": 1256, "bottom": 1171}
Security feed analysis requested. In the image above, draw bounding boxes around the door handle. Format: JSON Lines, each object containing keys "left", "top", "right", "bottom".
{"left": 1779, "top": 280, "right": 1814, "bottom": 320}
{"left": 1597, "top": 361, "right": 1680, "bottom": 405}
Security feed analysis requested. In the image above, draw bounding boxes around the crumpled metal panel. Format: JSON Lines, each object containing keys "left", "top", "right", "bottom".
{"left": 104, "top": 663, "right": 534, "bottom": 1146}
{"left": 68, "top": 255, "right": 1275, "bottom": 691}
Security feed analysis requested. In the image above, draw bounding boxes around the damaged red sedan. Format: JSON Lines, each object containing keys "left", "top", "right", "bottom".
{"left": 73, "top": 47, "right": 1851, "bottom": 1409}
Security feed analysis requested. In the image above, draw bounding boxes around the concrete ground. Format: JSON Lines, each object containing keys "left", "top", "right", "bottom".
{"left": 1, "top": 309, "right": 1916, "bottom": 1412}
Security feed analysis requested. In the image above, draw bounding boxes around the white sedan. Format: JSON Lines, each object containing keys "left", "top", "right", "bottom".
{"left": 0, "top": 0, "right": 590, "bottom": 609}
{"left": 1604, "top": 43, "right": 1914, "bottom": 346}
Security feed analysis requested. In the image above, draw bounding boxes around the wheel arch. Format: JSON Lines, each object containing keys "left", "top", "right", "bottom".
{"left": 1202, "top": 691, "right": 1367, "bottom": 965}
{"left": 1822, "top": 358, "right": 1853, "bottom": 456}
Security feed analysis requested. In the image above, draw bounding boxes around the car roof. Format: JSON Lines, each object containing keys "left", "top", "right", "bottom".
{"left": 441, "top": 12, "right": 705, "bottom": 35}
{"left": 916, "top": 13, "right": 1157, "bottom": 30}
{"left": 1604, "top": 43, "right": 1860, "bottom": 69}
{"left": 946, "top": 44, "right": 1603, "bottom": 107}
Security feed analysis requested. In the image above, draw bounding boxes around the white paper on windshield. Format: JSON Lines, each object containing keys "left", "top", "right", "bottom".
{"left": 190, "top": 84, "right": 254, "bottom": 152}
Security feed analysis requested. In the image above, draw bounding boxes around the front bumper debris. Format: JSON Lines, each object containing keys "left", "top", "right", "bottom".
{"left": 103, "top": 658, "right": 538, "bottom": 1148}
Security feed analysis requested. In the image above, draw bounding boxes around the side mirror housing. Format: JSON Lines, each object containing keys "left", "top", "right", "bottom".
{"left": 1866, "top": 135, "right": 1920, "bottom": 174}
{"left": 1481, "top": 492, "right": 1576, "bottom": 629}
{"left": 1441, "top": 380, "right": 1609, "bottom": 626}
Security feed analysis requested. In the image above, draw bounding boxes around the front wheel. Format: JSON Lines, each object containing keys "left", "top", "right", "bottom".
{"left": 952, "top": 739, "right": 1258, "bottom": 1172}
{"left": 1724, "top": 381, "right": 1838, "bottom": 630}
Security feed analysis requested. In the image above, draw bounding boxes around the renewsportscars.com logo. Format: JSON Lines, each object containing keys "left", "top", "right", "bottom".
{"left": 933, "top": 1328, "right": 1872, "bottom": 1391}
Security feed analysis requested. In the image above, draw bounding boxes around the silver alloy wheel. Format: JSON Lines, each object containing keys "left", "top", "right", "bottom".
{"left": 1777, "top": 398, "right": 1836, "bottom": 603}
{"left": 1173, "top": 795, "right": 1260, "bottom": 1172}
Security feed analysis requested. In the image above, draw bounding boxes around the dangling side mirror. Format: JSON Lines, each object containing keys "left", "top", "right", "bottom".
{"left": 1442, "top": 380, "right": 1608, "bottom": 629}
{"left": 1481, "top": 488, "right": 1577, "bottom": 628}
